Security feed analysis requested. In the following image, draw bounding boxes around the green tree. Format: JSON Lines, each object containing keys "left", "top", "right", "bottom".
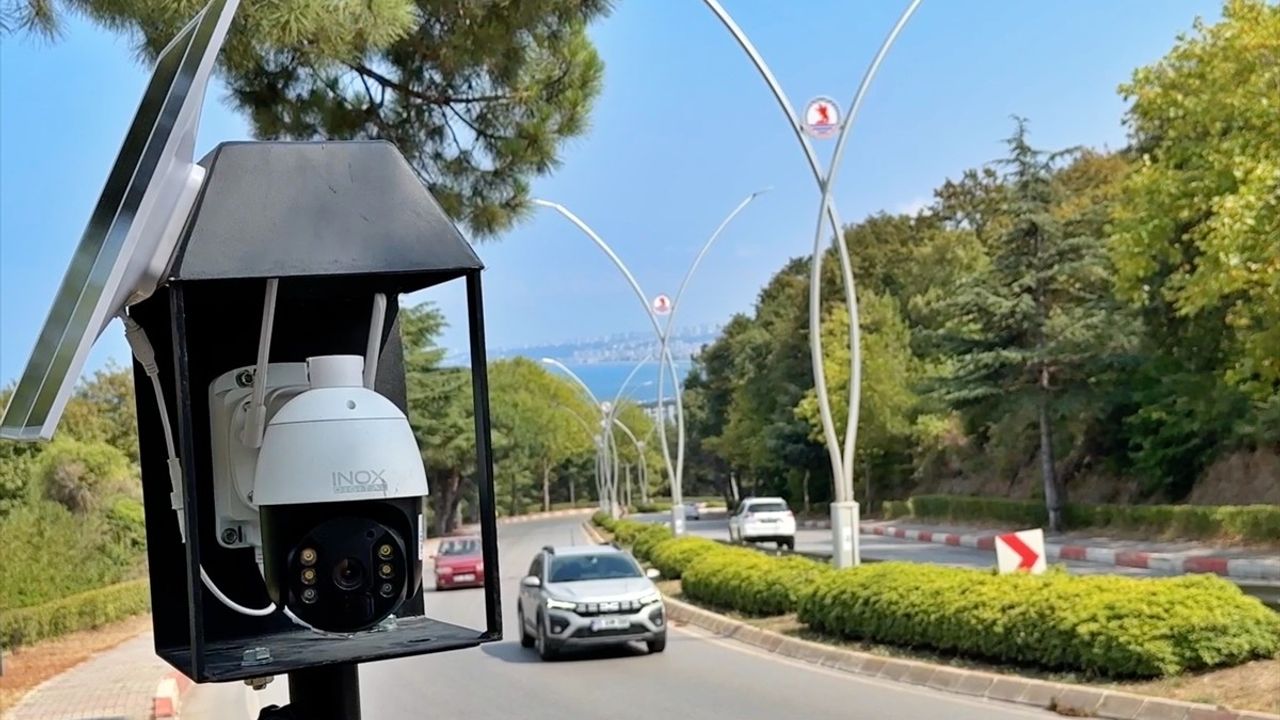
{"left": 488, "top": 358, "right": 592, "bottom": 512}
{"left": 931, "top": 120, "right": 1122, "bottom": 531}
{"left": 59, "top": 365, "right": 139, "bottom": 462}
{"left": 797, "top": 291, "right": 917, "bottom": 507}
{"left": 6, "top": 0, "right": 610, "bottom": 236}
{"left": 1111, "top": 0, "right": 1280, "bottom": 399}
{"left": 34, "top": 439, "right": 133, "bottom": 514}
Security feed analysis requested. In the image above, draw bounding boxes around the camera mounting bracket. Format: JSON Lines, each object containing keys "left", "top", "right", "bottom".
{"left": 209, "top": 362, "right": 309, "bottom": 549}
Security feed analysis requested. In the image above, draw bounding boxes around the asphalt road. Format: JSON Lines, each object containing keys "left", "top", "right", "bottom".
{"left": 185, "top": 515, "right": 1053, "bottom": 719}
{"left": 647, "top": 512, "right": 1170, "bottom": 577}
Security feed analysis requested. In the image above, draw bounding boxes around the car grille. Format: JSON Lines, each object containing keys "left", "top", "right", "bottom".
{"left": 572, "top": 599, "right": 645, "bottom": 616}
{"left": 572, "top": 625, "right": 640, "bottom": 638}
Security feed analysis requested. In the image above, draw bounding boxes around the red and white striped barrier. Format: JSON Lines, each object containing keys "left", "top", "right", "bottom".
{"left": 152, "top": 670, "right": 193, "bottom": 719}
{"left": 863, "top": 524, "right": 1280, "bottom": 580}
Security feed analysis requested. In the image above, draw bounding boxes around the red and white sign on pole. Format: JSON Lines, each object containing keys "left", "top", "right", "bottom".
{"left": 802, "top": 97, "right": 840, "bottom": 140}
{"left": 652, "top": 294, "right": 672, "bottom": 316}
{"left": 995, "top": 528, "right": 1047, "bottom": 575}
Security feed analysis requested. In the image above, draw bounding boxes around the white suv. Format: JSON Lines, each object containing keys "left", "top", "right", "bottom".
{"left": 516, "top": 545, "right": 666, "bottom": 660}
{"left": 728, "top": 497, "right": 796, "bottom": 550}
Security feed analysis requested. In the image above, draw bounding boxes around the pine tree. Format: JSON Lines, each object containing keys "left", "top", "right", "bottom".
{"left": 933, "top": 119, "right": 1119, "bottom": 531}
{"left": 5, "top": 0, "right": 611, "bottom": 237}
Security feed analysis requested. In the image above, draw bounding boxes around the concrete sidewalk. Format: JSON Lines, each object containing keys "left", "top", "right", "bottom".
{"left": 5, "top": 631, "right": 174, "bottom": 720}
{"left": 839, "top": 519, "right": 1280, "bottom": 580}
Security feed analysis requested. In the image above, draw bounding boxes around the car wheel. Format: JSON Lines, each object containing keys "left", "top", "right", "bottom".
{"left": 536, "top": 613, "right": 559, "bottom": 660}
{"left": 646, "top": 632, "right": 667, "bottom": 654}
{"left": 518, "top": 606, "right": 535, "bottom": 648}
{"left": 783, "top": 538, "right": 795, "bottom": 550}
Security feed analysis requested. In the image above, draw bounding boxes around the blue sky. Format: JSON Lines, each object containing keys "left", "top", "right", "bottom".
{"left": 0, "top": 0, "right": 1220, "bottom": 384}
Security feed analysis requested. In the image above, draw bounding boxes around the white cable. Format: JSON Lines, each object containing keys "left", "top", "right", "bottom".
{"left": 242, "top": 278, "right": 279, "bottom": 449}
{"left": 201, "top": 566, "right": 277, "bottom": 616}
{"left": 120, "top": 311, "right": 278, "bottom": 619}
{"left": 122, "top": 310, "right": 355, "bottom": 633}
{"left": 364, "top": 293, "right": 387, "bottom": 390}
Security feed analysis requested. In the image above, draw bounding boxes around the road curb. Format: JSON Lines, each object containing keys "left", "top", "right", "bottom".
{"left": 499, "top": 508, "right": 594, "bottom": 525}
{"left": 152, "top": 669, "right": 193, "bottom": 719}
{"left": 839, "top": 523, "right": 1280, "bottom": 580}
{"left": 659, "top": 596, "right": 1278, "bottom": 720}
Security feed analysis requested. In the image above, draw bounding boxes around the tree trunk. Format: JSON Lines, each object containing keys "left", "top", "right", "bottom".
{"left": 569, "top": 472, "right": 576, "bottom": 507}
{"left": 864, "top": 459, "right": 872, "bottom": 517}
{"left": 542, "top": 460, "right": 551, "bottom": 513}
{"left": 1038, "top": 367, "right": 1065, "bottom": 533}
{"left": 802, "top": 470, "right": 811, "bottom": 515}
{"left": 624, "top": 464, "right": 632, "bottom": 508}
{"left": 435, "top": 472, "right": 462, "bottom": 536}
{"left": 639, "top": 460, "right": 649, "bottom": 504}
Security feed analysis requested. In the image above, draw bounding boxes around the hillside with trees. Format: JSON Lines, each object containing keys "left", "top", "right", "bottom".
{"left": 681, "top": 0, "right": 1280, "bottom": 517}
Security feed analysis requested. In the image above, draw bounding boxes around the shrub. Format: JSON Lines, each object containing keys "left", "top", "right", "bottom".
{"left": 648, "top": 536, "right": 720, "bottom": 579}
{"left": 0, "top": 500, "right": 143, "bottom": 610}
{"left": 591, "top": 511, "right": 617, "bottom": 532}
{"left": 900, "top": 494, "right": 1280, "bottom": 542}
{"left": 610, "top": 519, "right": 652, "bottom": 545}
{"left": 631, "top": 524, "right": 674, "bottom": 561}
{"left": 632, "top": 502, "right": 672, "bottom": 513}
{"left": 683, "top": 547, "right": 832, "bottom": 616}
{"left": 34, "top": 439, "right": 133, "bottom": 514}
{"left": 0, "top": 579, "right": 150, "bottom": 647}
{"left": 105, "top": 497, "right": 147, "bottom": 556}
{"left": 881, "top": 500, "right": 910, "bottom": 519}
{"left": 798, "top": 563, "right": 1280, "bottom": 678}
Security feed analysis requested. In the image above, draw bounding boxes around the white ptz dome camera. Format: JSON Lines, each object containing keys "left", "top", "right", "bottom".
{"left": 254, "top": 355, "right": 428, "bottom": 506}
{"left": 210, "top": 354, "right": 430, "bottom": 633}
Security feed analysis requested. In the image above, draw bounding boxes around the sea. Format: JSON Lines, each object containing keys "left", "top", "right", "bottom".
{"left": 564, "top": 361, "right": 693, "bottom": 405}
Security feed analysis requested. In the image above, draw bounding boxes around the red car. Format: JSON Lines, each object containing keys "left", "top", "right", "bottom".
{"left": 432, "top": 536, "right": 484, "bottom": 590}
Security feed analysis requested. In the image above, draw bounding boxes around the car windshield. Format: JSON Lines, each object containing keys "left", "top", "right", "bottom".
{"left": 439, "top": 538, "right": 480, "bottom": 556}
{"left": 748, "top": 502, "right": 788, "bottom": 513}
{"left": 549, "top": 553, "right": 641, "bottom": 583}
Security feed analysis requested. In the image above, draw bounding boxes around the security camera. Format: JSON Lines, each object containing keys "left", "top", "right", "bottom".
{"left": 210, "top": 354, "right": 428, "bottom": 633}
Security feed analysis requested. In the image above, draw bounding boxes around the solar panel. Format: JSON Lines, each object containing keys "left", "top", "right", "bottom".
{"left": 1, "top": 0, "right": 240, "bottom": 440}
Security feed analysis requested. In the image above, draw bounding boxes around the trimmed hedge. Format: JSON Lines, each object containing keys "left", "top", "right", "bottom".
{"left": 648, "top": 536, "right": 720, "bottom": 579}
{"left": 798, "top": 563, "right": 1280, "bottom": 678}
{"left": 683, "top": 547, "right": 832, "bottom": 616}
{"left": 881, "top": 500, "right": 910, "bottom": 520}
{"left": 893, "top": 494, "right": 1280, "bottom": 542}
{"left": 1, "top": 578, "right": 150, "bottom": 648}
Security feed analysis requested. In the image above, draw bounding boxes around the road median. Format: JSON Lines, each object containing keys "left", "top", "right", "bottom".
{"left": 586, "top": 514, "right": 1280, "bottom": 718}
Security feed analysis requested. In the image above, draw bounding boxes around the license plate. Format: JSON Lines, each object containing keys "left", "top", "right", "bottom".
{"left": 759, "top": 518, "right": 778, "bottom": 523}
{"left": 590, "top": 617, "right": 631, "bottom": 631}
{"left": 453, "top": 573, "right": 475, "bottom": 582}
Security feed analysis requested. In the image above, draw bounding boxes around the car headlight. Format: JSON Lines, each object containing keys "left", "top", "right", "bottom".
{"left": 638, "top": 591, "right": 662, "bottom": 606}
{"left": 546, "top": 598, "right": 577, "bottom": 611}
{"left": 436, "top": 566, "right": 453, "bottom": 574}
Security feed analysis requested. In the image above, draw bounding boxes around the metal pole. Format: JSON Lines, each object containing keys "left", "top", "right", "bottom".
{"left": 284, "top": 664, "right": 360, "bottom": 720}
{"left": 652, "top": 189, "right": 766, "bottom": 526}
{"left": 543, "top": 357, "right": 616, "bottom": 515}
{"left": 534, "top": 200, "right": 696, "bottom": 535}
{"left": 700, "top": 0, "right": 856, "bottom": 494}
{"left": 699, "top": 0, "right": 923, "bottom": 567}
{"left": 805, "top": 0, "right": 922, "bottom": 567}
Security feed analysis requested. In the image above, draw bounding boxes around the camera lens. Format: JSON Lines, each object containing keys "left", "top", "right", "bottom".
{"left": 332, "top": 557, "right": 366, "bottom": 591}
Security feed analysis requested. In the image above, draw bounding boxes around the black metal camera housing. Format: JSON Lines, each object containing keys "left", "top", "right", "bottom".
{"left": 128, "top": 141, "right": 501, "bottom": 682}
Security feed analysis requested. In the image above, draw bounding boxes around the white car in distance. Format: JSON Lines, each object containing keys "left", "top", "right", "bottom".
{"left": 728, "top": 497, "right": 796, "bottom": 550}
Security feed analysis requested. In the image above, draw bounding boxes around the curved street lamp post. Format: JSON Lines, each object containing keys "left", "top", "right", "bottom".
{"left": 699, "top": 0, "right": 923, "bottom": 567}
{"left": 534, "top": 192, "right": 765, "bottom": 535}
{"left": 543, "top": 358, "right": 621, "bottom": 516}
